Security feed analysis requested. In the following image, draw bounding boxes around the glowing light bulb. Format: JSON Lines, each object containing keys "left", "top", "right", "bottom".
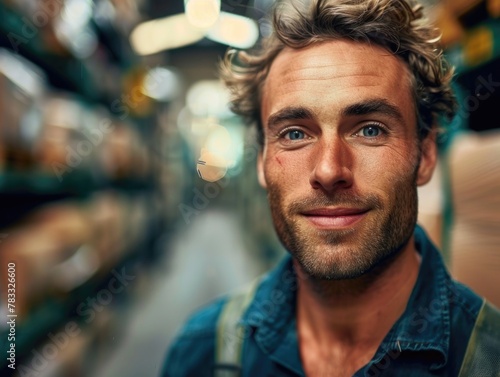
{"left": 130, "top": 14, "right": 205, "bottom": 55}
{"left": 197, "top": 148, "right": 228, "bottom": 182}
{"left": 206, "top": 12, "right": 259, "bottom": 49}
{"left": 184, "top": 0, "right": 221, "bottom": 29}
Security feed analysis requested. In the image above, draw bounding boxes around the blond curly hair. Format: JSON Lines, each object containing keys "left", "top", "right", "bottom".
{"left": 220, "top": 0, "right": 457, "bottom": 145}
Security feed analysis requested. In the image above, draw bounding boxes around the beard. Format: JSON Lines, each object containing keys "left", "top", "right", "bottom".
{"left": 267, "top": 170, "right": 419, "bottom": 281}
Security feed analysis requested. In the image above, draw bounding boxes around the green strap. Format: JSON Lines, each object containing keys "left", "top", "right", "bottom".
{"left": 458, "top": 300, "right": 500, "bottom": 377}
{"left": 215, "top": 278, "right": 261, "bottom": 377}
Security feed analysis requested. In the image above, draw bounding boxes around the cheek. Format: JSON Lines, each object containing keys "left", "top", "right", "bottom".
{"left": 264, "top": 153, "right": 309, "bottom": 191}
{"left": 356, "top": 147, "right": 417, "bottom": 193}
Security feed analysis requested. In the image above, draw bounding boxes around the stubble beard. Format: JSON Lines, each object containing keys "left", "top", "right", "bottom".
{"left": 267, "top": 173, "right": 419, "bottom": 281}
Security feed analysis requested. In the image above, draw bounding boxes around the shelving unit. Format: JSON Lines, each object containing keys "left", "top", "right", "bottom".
{"left": 423, "top": 0, "right": 500, "bottom": 308}
{"left": 0, "top": 1, "right": 171, "bottom": 375}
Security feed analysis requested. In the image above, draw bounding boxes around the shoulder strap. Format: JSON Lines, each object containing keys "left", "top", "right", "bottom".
{"left": 214, "top": 278, "right": 261, "bottom": 377}
{"left": 458, "top": 299, "right": 500, "bottom": 377}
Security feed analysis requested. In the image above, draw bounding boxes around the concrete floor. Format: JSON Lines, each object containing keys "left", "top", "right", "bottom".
{"left": 92, "top": 210, "right": 264, "bottom": 377}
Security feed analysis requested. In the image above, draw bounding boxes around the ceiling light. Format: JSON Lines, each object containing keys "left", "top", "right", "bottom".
{"left": 130, "top": 13, "right": 205, "bottom": 55}
{"left": 184, "top": 0, "right": 221, "bottom": 29}
{"left": 186, "top": 80, "right": 231, "bottom": 117}
{"left": 142, "top": 67, "right": 181, "bottom": 101}
{"left": 206, "top": 12, "right": 259, "bottom": 49}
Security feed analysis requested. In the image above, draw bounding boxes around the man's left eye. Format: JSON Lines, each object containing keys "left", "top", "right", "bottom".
{"left": 360, "top": 126, "right": 382, "bottom": 137}
{"left": 285, "top": 130, "right": 305, "bottom": 140}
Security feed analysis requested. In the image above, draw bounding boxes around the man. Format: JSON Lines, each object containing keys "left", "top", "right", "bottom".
{"left": 162, "top": 0, "right": 500, "bottom": 376}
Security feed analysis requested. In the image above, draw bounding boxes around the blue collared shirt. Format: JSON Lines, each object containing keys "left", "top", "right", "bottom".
{"left": 162, "top": 226, "right": 483, "bottom": 376}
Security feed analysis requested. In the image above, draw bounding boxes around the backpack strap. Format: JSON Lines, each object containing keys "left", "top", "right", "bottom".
{"left": 214, "top": 278, "right": 261, "bottom": 377}
{"left": 458, "top": 299, "right": 500, "bottom": 377}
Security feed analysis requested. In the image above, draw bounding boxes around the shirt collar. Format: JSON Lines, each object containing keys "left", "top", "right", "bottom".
{"left": 368, "top": 225, "right": 451, "bottom": 371}
{"left": 241, "top": 225, "right": 451, "bottom": 371}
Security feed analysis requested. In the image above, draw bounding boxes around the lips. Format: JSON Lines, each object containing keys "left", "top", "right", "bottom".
{"left": 301, "top": 207, "right": 369, "bottom": 228}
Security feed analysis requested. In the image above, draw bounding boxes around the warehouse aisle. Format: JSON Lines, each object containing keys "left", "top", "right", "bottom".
{"left": 93, "top": 209, "right": 263, "bottom": 377}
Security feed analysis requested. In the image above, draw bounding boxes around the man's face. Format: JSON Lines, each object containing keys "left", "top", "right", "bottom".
{"left": 258, "top": 40, "right": 437, "bottom": 280}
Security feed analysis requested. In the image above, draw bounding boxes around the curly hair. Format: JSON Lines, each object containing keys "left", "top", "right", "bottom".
{"left": 220, "top": 0, "right": 457, "bottom": 145}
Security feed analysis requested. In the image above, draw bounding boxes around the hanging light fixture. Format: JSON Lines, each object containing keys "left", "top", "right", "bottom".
{"left": 184, "top": 0, "right": 221, "bottom": 29}
{"left": 130, "top": 14, "right": 205, "bottom": 55}
{"left": 206, "top": 12, "right": 259, "bottom": 49}
{"left": 130, "top": 1, "right": 259, "bottom": 55}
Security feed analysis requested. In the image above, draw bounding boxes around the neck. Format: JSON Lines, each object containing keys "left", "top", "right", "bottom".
{"left": 295, "top": 236, "right": 421, "bottom": 347}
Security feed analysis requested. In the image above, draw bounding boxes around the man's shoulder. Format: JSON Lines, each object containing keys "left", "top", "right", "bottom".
{"left": 459, "top": 300, "right": 500, "bottom": 375}
{"left": 445, "top": 278, "right": 500, "bottom": 369}
{"left": 177, "top": 296, "right": 228, "bottom": 340}
{"left": 160, "top": 266, "right": 282, "bottom": 377}
{"left": 447, "top": 279, "right": 484, "bottom": 321}
{"left": 161, "top": 296, "right": 227, "bottom": 377}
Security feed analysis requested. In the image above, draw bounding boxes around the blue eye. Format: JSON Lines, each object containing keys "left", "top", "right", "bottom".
{"left": 286, "top": 130, "right": 305, "bottom": 140}
{"left": 361, "top": 126, "right": 382, "bottom": 137}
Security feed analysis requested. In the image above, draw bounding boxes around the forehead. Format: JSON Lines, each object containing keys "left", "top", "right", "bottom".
{"left": 261, "top": 40, "right": 414, "bottom": 125}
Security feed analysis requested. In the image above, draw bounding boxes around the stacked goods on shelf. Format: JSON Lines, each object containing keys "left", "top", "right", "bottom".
{"left": 431, "top": 1, "right": 466, "bottom": 47}
{"left": 0, "top": 49, "right": 149, "bottom": 371}
{"left": 436, "top": 1, "right": 500, "bottom": 300}
{"left": 0, "top": 1, "right": 167, "bottom": 375}
{"left": 100, "top": 121, "right": 151, "bottom": 183}
{"left": 0, "top": 202, "right": 92, "bottom": 319}
{"left": 0, "top": 49, "right": 45, "bottom": 171}
{"left": 36, "top": 95, "right": 103, "bottom": 183}
{"left": 417, "top": 0, "right": 500, "bottom": 261}
{"left": 0, "top": 197, "right": 151, "bottom": 322}
{"left": 434, "top": 0, "right": 499, "bottom": 48}
{"left": 448, "top": 131, "right": 500, "bottom": 308}
{"left": 439, "top": 0, "right": 500, "bottom": 75}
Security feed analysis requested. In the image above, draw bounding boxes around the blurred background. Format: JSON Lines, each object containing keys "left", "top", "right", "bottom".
{"left": 0, "top": 0, "right": 498, "bottom": 376}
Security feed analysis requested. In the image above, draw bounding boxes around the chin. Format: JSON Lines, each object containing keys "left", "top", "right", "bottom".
{"left": 292, "top": 235, "right": 409, "bottom": 281}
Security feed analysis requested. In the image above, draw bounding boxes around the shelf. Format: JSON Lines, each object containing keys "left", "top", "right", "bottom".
{"left": 0, "top": 3, "right": 101, "bottom": 101}
{"left": 0, "top": 231, "right": 147, "bottom": 371}
{"left": 0, "top": 170, "right": 98, "bottom": 195}
{"left": 446, "top": 19, "right": 500, "bottom": 75}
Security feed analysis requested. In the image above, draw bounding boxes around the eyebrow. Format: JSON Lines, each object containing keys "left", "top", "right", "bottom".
{"left": 266, "top": 98, "right": 404, "bottom": 129}
{"left": 342, "top": 99, "right": 404, "bottom": 123}
{"left": 267, "top": 106, "right": 315, "bottom": 129}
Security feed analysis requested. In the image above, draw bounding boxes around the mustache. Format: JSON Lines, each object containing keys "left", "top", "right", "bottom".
{"left": 286, "top": 192, "right": 382, "bottom": 214}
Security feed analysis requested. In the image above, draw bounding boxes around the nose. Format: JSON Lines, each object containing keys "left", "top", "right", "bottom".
{"left": 309, "top": 137, "right": 354, "bottom": 192}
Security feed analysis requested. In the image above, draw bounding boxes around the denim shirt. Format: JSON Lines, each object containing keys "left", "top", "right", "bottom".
{"left": 162, "top": 226, "right": 484, "bottom": 376}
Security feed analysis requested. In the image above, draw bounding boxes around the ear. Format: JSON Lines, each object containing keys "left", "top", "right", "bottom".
{"left": 416, "top": 130, "right": 438, "bottom": 186}
{"left": 257, "top": 151, "right": 268, "bottom": 189}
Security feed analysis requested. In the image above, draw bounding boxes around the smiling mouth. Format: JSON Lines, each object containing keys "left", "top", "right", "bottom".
{"left": 301, "top": 208, "right": 369, "bottom": 229}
